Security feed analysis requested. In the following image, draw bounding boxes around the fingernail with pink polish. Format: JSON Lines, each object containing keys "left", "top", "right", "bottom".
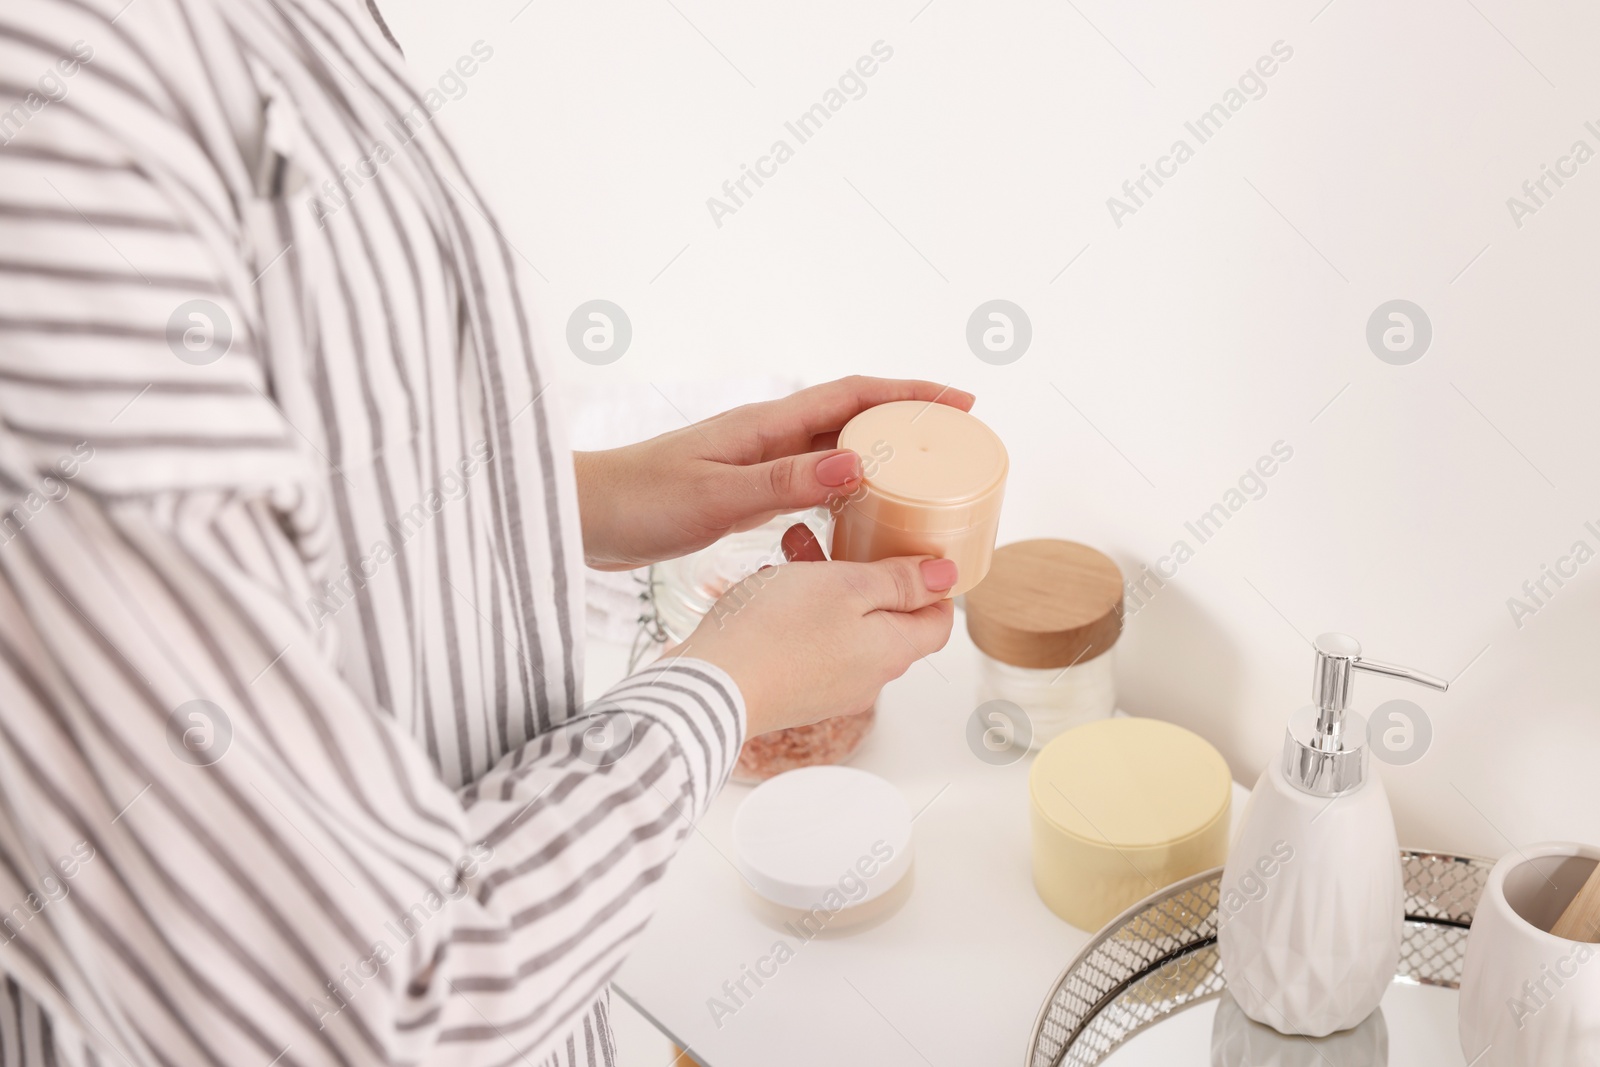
{"left": 921, "top": 558, "right": 958, "bottom": 591}
{"left": 816, "top": 451, "right": 861, "bottom": 488}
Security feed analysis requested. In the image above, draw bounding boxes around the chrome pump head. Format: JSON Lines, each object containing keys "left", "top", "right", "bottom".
{"left": 1282, "top": 633, "right": 1448, "bottom": 797}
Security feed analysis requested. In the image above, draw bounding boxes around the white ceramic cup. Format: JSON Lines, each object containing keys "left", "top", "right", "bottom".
{"left": 1459, "top": 842, "right": 1600, "bottom": 1067}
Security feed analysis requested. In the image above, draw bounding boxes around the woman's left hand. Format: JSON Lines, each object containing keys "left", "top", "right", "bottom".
{"left": 574, "top": 376, "right": 974, "bottom": 570}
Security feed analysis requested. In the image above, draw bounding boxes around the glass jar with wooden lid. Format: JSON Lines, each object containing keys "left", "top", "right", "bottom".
{"left": 963, "top": 538, "right": 1124, "bottom": 749}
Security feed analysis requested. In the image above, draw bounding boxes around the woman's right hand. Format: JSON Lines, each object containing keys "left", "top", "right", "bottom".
{"left": 685, "top": 554, "right": 959, "bottom": 737}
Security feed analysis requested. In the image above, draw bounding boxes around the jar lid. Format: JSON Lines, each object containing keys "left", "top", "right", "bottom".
{"left": 964, "top": 539, "right": 1123, "bottom": 669}
{"left": 1029, "top": 718, "right": 1232, "bottom": 849}
{"left": 836, "top": 401, "right": 1007, "bottom": 532}
{"left": 731, "top": 766, "right": 914, "bottom": 912}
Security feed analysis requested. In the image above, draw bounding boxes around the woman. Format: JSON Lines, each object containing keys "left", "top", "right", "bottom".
{"left": 0, "top": 0, "right": 965, "bottom": 1064}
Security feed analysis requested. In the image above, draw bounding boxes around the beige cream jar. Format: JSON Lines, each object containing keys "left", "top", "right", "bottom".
{"left": 830, "top": 400, "right": 1008, "bottom": 596}
{"left": 1029, "top": 718, "right": 1232, "bottom": 930}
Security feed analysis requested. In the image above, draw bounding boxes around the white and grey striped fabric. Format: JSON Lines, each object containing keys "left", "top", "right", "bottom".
{"left": 0, "top": 0, "right": 744, "bottom": 1064}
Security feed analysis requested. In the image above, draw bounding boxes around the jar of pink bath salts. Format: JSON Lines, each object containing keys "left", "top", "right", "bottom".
{"left": 648, "top": 514, "right": 876, "bottom": 783}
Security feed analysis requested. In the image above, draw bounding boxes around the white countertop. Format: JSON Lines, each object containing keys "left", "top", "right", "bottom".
{"left": 596, "top": 622, "right": 1247, "bottom": 1067}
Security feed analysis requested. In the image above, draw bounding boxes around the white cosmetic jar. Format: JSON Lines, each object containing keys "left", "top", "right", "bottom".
{"left": 731, "top": 766, "right": 915, "bottom": 937}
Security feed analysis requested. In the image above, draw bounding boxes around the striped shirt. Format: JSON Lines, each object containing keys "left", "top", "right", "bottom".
{"left": 0, "top": 0, "right": 744, "bottom": 1064}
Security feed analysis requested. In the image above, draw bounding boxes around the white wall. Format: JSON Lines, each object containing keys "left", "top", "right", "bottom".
{"left": 382, "top": 0, "right": 1600, "bottom": 860}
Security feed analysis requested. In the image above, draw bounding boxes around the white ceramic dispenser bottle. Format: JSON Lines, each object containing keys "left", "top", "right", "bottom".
{"left": 1218, "top": 633, "right": 1448, "bottom": 1037}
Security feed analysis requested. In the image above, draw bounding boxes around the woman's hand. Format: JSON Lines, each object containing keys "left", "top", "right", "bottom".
{"left": 682, "top": 554, "right": 960, "bottom": 736}
{"left": 574, "top": 376, "right": 974, "bottom": 570}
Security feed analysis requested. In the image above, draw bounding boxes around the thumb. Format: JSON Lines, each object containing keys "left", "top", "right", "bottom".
{"left": 841, "top": 555, "right": 960, "bottom": 613}
{"left": 742, "top": 449, "right": 861, "bottom": 513}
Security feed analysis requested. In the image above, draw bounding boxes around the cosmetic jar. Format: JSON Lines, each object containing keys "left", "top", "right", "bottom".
{"left": 650, "top": 514, "right": 875, "bottom": 783}
{"left": 732, "top": 766, "right": 914, "bottom": 936}
{"left": 964, "top": 539, "right": 1123, "bottom": 749}
{"left": 1029, "top": 718, "right": 1231, "bottom": 930}
{"left": 728, "top": 707, "right": 875, "bottom": 782}
{"left": 830, "top": 400, "right": 1007, "bottom": 597}
{"left": 1459, "top": 842, "right": 1600, "bottom": 1067}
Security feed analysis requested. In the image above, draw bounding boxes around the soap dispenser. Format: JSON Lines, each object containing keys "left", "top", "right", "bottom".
{"left": 1218, "top": 633, "right": 1447, "bottom": 1038}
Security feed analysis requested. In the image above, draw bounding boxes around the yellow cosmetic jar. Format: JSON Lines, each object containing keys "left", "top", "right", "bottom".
{"left": 1029, "top": 717, "right": 1232, "bottom": 931}
{"left": 830, "top": 400, "right": 1007, "bottom": 597}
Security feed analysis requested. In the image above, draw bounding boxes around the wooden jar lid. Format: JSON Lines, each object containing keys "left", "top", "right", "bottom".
{"left": 963, "top": 539, "right": 1123, "bottom": 669}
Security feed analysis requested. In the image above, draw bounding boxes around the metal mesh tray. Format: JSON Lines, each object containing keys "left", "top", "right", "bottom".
{"left": 1024, "top": 850, "right": 1492, "bottom": 1067}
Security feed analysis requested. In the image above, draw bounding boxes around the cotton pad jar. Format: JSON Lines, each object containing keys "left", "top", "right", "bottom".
{"left": 731, "top": 766, "right": 914, "bottom": 936}
{"left": 830, "top": 400, "right": 1007, "bottom": 597}
{"left": 964, "top": 539, "right": 1123, "bottom": 750}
